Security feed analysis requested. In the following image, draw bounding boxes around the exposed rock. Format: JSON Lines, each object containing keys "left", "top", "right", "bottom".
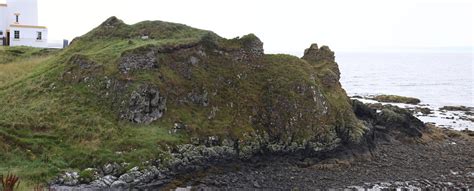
{"left": 376, "top": 105, "right": 425, "bottom": 138}
{"left": 414, "top": 107, "right": 432, "bottom": 115}
{"left": 110, "top": 180, "right": 128, "bottom": 189}
{"left": 100, "top": 175, "right": 117, "bottom": 186}
{"left": 302, "top": 43, "right": 335, "bottom": 63}
{"left": 352, "top": 99, "right": 377, "bottom": 121}
{"left": 121, "top": 86, "right": 166, "bottom": 124}
{"left": 119, "top": 47, "right": 158, "bottom": 73}
{"left": 440, "top": 105, "right": 472, "bottom": 112}
{"left": 319, "top": 68, "right": 340, "bottom": 87}
{"left": 367, "top": 103, "right": 384, "bottom": 110}
{"left": 118, "top": 170, "right": 142, "bottom": 183}
{"left": 60, "top": 171, "right": 80, "bottom": 186}
{"left": 372, "top": 95, "right": 421, "bottom": 105}
{"left": 102, "top": 163, "right": 115, "bottom": 175}
{"left": 302, "top": 44, "right": 341, "bottom": 88}
{"left": 240, "top": 34, "right": 264, "bottom": 57}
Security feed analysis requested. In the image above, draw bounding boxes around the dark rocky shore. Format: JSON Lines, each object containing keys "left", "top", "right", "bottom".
{"left": 184, "top": 130, "right": 473, "bottom": 190}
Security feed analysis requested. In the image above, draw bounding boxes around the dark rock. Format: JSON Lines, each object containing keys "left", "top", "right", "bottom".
{"left": 240, "top": 34, "right": 264, "bottom": 57}
{"left": 110, "top": 180, "right": 128, "bottom": 189}
{"left": 101, "top": 175, "right": 117, "bottom": 187}
{"left": 461, "top": 129, "right": 474, "bottom": 136}
{"left": 415, "top": 107, "right": 432, "bottom": 115}
{"left": 119, "top": 47, "right": 158, "bottom": 73}
{"left": 376, "top": 105, "right": 425, "bottom": 138}
{"left": 352, "top": 99, "right": 377, "bottom": 121}
{"left": 372, "top": 95, "right": 421, "bottom": 105}
{"left": 302, "top": 44, "right": 341, "bottom": 88}
{"left": 367, "top": 103, "right": 383, "bottom": 110}
{"left": 302, "top": 43, "right": 335, "bottom": 63}
{"left": 121, "top": 86, "right": 166, "bottom": 124}
{"left": 319, "top": 68, "right": 340, "bottom": 87}
{"left": 440, "top": 106, "right": 472, "bottom": 112}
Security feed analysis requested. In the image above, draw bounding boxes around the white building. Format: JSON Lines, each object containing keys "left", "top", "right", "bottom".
{"left": 0, "top": 0, "right": 48, "bottom": 48}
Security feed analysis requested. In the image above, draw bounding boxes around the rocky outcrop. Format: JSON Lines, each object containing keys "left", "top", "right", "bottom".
{"left": 302, "top": 43, "right": 335, "bottom": 63}
{"left": 302, "top": 44, "right": 341, "bottom": 88}
{"left": 120, "top": 86, "right": 166, "bottom": 124}
{"left": 240, "top": 34, "right": 264, "bottom": 58}
{"left": 352, "top": 100, "right": 425, "bottom": 139}
{"left": 119, "top": 46, "right": 158, "bottom": 73}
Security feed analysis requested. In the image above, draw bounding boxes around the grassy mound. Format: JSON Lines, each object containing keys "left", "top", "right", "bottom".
{"left": 0, "top": 17, "right": 364, "bottom": 186}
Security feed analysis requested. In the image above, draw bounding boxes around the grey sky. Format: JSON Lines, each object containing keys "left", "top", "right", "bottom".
{"left": 4, "top": 0, "right": 473, "bottom": 54}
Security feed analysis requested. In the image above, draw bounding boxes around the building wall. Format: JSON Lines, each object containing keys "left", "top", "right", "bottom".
{"left": 0, "top": 5, "right": 8, "bottom": 38}
{"left": 9, "top": 26, "right": 48, "bottom": 48}
{"left": 6, "top": 0, "right": 38, "bottom": 26}
{"left": 0, "top": 0, "right": 53, "bottom": 48}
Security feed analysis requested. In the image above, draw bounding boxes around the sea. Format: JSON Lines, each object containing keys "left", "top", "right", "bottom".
{"left": 336, "top": 51, "right": 474, "bottom": 130}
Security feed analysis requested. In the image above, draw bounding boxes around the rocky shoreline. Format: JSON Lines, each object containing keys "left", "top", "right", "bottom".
{"left": 49, "top": 100, "right": 474, "bottom": 190}
{"left": 351, "top": 95, "right": 474, "bottom": 131}
{"left": 187, "top": 130, "right": 473, "bottom": 190}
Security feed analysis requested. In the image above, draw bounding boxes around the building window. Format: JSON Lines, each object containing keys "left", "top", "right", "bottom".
{"left": 14, "top": 31, "right": 20, "bottom": 39}
{"left": 15, "top": 15, "right": 19, "bottom": 23}
{"left": 37, "top": 32, "right": 42, "bottom": 40}
{"left": 0, "top": 31, "right": 3, "bottom": 36}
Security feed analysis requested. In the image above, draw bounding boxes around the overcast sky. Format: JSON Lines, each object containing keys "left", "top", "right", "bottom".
{"left": 4, "top": 0, "right": 473, "bottom": 55}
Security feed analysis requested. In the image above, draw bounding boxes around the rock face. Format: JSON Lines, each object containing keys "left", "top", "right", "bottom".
{"left": 239, "top": 34, "right": 264, "bottom": 58}
{"left": 119, "top": 47, "right": 158, "bottom": 73}
{"left": 302, "top": 43, "right": 336, "bottom": 63}
{"left": 302, "top": 43, "right": 341, "bottom": 88}
{"left": 121, "top": 86, "right": 166, "bottom": 124}
{"left": 352, "top": 100, "right": 425, "bottom": 139}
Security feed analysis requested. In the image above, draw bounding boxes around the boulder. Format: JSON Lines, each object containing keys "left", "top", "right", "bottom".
{"left": 110, "top": 180, "right": 128, "bottom": 189}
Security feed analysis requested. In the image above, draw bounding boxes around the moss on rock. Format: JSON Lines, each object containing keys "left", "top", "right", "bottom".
{"left": 373, "top": 95, "right": 421, "bottom": 105}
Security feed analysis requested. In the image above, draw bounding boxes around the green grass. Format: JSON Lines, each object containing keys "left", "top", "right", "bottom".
{"left": 0, "top": 17, "right": 364, "bottom": 187}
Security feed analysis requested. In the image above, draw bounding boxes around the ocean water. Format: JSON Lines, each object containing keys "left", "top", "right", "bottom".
{"left": 336, "top": 52, "right": 473, "bottom": 108}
